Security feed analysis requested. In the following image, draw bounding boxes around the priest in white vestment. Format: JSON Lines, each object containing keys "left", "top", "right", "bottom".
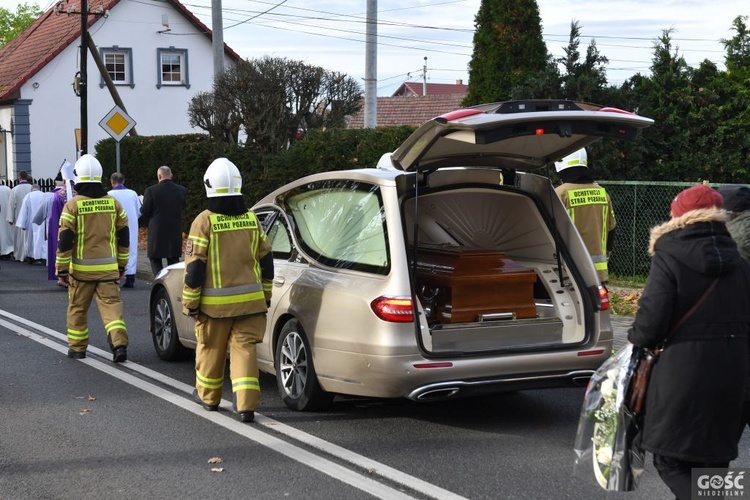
{"left": 6, "top": 172, "right": 32, "bottom": 262}
{"left": 0, "top": 183, "right": 14, "bottom": 258}
{"left": 16, "top": 184, "right": 47, "bottom": 262}
{"left": 108, "top": 172, "right": 142, "bottom": 287}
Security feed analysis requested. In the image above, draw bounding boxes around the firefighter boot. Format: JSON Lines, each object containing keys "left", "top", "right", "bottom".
{"left": 193, "top": 389, "right": 219, "bottom": 411}
{"left": 113, "top": 346, "right": 127, "bottom": 363}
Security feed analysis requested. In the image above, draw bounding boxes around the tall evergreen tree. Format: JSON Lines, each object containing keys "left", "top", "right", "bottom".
{"left": 557, "top": 21, "right": 609, "bottom": 103}
{"left": 722, "top": 15, "right": 750, "bottom": 74}
{"left": 464, "top": 0, "right": 548, "bottom": 105}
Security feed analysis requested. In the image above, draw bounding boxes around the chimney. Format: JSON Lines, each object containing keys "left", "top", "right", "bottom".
{"left": 456, "top": 79, "right": 463, "bottom": 85}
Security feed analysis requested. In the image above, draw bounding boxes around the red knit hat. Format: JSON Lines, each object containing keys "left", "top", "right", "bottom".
{"left": 670, "top": 184, "right": 723, "bottom": 218}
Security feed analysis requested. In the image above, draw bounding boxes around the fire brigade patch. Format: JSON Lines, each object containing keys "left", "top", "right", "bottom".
{"left": 185, "top": 239, "right": 194, "bottom": 256}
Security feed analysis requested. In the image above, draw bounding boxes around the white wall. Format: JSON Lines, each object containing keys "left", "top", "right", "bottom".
{"left": 23, "top": 0, "right": 235, "bottom": 180}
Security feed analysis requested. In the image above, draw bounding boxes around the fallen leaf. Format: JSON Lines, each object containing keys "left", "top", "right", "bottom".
{"left": 80, "top": 408, "right": 92, "bottom": 415}
{"left": 211, "top": 467, "right": 224, "bottom": 473}
{"left": 87, "top": 395, "right": 96, "bottom": 402}
{"left": 625, "top": 292, "right": 640, "bottom": 302}
{"left": 207, "top": 457, "right": 223, "bottom": 464}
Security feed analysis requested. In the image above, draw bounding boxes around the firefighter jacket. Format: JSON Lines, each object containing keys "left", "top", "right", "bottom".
{"left": 182, "top": 210, "right": 273, "bottom": 318}
{"left": 56, "top": 195, "right": 129, "bottom": 281}
{"left": 555, "top": 182, "right": 616, "bottom": 282}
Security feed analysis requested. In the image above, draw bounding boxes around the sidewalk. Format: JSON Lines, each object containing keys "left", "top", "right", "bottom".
{"left": 132, "top": 247, "right": 633, "bottom": 349}
{"left": 134, "top": 248, "right": 155, "bottom": 283}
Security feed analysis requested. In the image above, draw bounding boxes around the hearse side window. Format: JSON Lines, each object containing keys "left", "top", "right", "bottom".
{"left": 283, "top": 181, "right": 389, "bottom": 274}
{"left": 254, "top": 209, "right": 293, "bottom": 260}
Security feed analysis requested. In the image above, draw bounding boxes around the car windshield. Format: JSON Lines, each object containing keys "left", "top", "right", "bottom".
{"left": 283, "top": 181, "right": 390, "bottom": 274}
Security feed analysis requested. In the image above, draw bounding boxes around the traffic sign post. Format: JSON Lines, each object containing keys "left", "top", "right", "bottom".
{"left": 99, "top": 106, "right": 136, "bottom": 173}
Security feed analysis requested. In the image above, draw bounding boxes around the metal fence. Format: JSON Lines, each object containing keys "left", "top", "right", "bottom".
{"left": 2, "top": 178, "right": 59, "bottom": 192}
{"left": 599, "top": 181, "right": 742, "bottom": 278}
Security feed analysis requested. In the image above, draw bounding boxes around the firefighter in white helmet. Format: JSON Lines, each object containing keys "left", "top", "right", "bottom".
{"left": 56, "top": 154, "right": 130, "bottom": 362}
{"left": 554, "top": 148, "right": 616, "bottom": 283}
{"left": 183, "top": 157, "right": 273, "bottom": 423}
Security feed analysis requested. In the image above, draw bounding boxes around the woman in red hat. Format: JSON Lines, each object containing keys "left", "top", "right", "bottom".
{"left": 627, "top": 184, "right": 750, "bottom": 499}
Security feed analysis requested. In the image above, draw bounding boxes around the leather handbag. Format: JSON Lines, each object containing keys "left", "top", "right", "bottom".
{"left": 627, "top": 278, "right": 719, "bottom": 415}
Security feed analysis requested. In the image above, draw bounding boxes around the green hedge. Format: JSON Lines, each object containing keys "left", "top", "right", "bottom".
{"left": 94, "top": 126, "right": 416, "bottom": 232}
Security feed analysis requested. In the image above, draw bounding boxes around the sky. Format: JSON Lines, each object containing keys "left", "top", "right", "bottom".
{"left": 2, "top": 0, "right": 749, "bottom": 96}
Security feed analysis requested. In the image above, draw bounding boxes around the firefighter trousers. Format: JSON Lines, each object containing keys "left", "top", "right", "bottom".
{"left": 66, "top": 278, "right": 128, "bottom": 352}
{"left": 194, "top": 313, "right": 266, "bottom": 412}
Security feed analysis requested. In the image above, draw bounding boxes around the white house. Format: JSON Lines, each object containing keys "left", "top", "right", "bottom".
{"left": 0, "top": 0, "right": 240, "bottom": 181}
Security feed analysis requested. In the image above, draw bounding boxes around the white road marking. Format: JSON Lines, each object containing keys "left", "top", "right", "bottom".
{"left": 0, "top": 309, "right": 468, "bottom": 500}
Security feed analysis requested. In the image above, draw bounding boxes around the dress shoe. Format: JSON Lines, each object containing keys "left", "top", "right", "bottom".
{"left": 122, "top": 275, "right": 135, "bottom": 288}
{"left": 112, "top": 346, "right": 127, "bottom": 363}
{"left": 192, "top": 389, "right": 219, "bottom": 411}
{"left": 67, "top": 348, "right": 86, "bottom": 359}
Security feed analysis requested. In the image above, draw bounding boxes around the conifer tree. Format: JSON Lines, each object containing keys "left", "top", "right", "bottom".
{"left": 464, "top": 0, "right": 549, "bottom": 105}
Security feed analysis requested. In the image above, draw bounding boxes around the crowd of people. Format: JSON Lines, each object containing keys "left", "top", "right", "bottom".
{"left": 1, "top": 154, "right": 269, "bottom": 424}
{"left": 0, "top": 162, "right": 184, "bottom": 289}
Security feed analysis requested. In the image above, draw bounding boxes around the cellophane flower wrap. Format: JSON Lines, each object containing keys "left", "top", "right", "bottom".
{"left": 573, "top": 344, "right": 645, "bottom": 491}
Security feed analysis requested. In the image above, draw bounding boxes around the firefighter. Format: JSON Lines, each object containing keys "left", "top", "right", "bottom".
{"left": 554, "top": 148, "right": 616, "bottom": 284}
{"left": 56, "top": 154, "right": 130, "bottom": 362}
{"left": 183, "top": 158, "right": 273, "bottom": 423}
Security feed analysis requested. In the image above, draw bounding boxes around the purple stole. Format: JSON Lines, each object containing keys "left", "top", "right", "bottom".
{"left": 47, "top": 187, "right": 66, "bottom": 280}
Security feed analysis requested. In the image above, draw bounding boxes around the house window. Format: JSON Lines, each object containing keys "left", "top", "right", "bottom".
{"left": 100, "top": 47, "right": 134, "bottom": 88}
{"left": 157, "top": 47, "right": 190, "bottom": 88}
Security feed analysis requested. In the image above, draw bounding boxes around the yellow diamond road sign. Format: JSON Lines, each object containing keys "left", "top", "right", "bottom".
{"left": 99, "top": 106, "right": 136, "bottom": 142}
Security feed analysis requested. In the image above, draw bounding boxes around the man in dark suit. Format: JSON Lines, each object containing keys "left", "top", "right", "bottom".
{"left": 139, "top": 166, "right": 187, "bottom": 277}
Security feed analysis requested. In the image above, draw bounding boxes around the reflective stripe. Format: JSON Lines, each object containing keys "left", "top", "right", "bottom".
{"left": 196, "top": 371, "right": 224, "bottom": 390}
{"left": 600, "top": 204, "right": 609, "bottom": 256}
{"left": 595, "top": 261, "right": 608, "bottom": 271}
{"left": 60, "top": 212, "right": 75, "bottom": 223}
{"left": 202, "top": 284, "right": 263, "bottom": 296}
{"left": 189, "top": 235, "right": 208, "bottom": 248}
{"left": 183, "top": 290, "right": 201, "bottom": 301}
{"left": 105, "top": 319, "right": 126, "bottom": 333}
{"left": 73, "top": 257, "right": 118, "bottom": 265}
{"left": 563, "top": 158, "right": 587, "bottom": 167}
{"left": 232, "top": 377, "right": 260, "bottom": 392}
{"left": 210, "top": 232, "right": 221, "bottom": 289}
{"left": 71, "top": 263, "right": 119, "bottom": 272}
{"left": 200, "top": 290, "right": 266, "bottom": 305}
{"left": 71, "top": 256, "right": 118, "bottom": 272}
{"left": 67, "top": 328, "right": 89, "bottom": 340}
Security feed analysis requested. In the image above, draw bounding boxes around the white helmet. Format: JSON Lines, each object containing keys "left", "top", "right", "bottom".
{"left": 203, "top": 158, "right": 242, "bottom": 198}
{"left": 73, "top": 154, "right": 103, "bottom": 184}
{"left": 554, "top": 148, "right": 588, "bottom": 172}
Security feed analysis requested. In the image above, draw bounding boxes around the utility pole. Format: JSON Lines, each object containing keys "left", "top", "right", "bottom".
{"left": 80, "top": 0, "right": 88, "bottom": 155}
{"left": 364, "top": 0, "right": 377, "bottom": 128}
{"left": 211, "top": 0, "right": 224, "bottom": 75}
{"left": 57, "top": 1, "right": 107, "bottom": 156}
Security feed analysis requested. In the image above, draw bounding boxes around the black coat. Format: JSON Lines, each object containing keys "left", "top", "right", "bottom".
{"left": 139, "top": 180, "right": 187, "bottom": 259}
{"left": 628, "top": 208, "right": 750, "bottom": 462}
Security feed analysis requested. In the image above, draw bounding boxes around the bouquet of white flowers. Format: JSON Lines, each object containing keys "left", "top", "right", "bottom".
{"left": 573, "top": 344, "right": 645, "bottom": 491}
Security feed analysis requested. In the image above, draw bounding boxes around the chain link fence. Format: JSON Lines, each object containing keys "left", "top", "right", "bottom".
{"left": 599, "top": 181, "right": 740, "bottom": 278}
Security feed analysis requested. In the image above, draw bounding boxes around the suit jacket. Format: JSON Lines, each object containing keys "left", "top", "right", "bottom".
{"left": 139, "top": 180, "right": 187, "bottom": 259}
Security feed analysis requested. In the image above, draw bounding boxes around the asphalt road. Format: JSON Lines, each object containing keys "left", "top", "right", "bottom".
{"left": 2, "top": 255, "right": 749, "bottom": 500}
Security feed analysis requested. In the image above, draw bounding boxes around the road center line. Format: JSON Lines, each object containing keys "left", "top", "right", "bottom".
{"left": 0, "top": 309, "right": 468, "bottom": 500}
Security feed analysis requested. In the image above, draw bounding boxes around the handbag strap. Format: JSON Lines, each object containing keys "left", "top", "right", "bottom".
{"left": 658, "top": 277, "right": 719, "bottom": 349}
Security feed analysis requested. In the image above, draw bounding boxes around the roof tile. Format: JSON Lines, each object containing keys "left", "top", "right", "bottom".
{"left": 347, "top": 94, "right": 467, "bottom": 129}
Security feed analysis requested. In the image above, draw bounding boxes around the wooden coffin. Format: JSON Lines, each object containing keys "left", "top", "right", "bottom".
{"left": 414, "top": 245, "right": 537, "bottom": 323}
